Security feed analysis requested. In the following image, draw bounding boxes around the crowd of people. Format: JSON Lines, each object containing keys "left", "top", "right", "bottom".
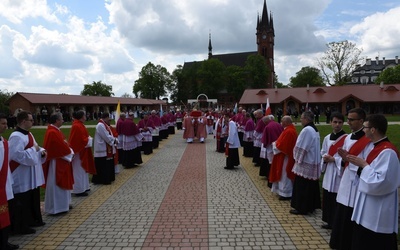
{"left": 1, "top": 105, "right": 399, "bottom": 249}
{"left": 190, "top": 106, "right": 400, "bottom": 250}
{"left": 0, "top": 108, "right": 180, "bottom": 249}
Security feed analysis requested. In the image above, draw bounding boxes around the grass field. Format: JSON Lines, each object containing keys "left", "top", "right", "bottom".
{"left": 3, "top": 120, "right": 399, "bottom": 150}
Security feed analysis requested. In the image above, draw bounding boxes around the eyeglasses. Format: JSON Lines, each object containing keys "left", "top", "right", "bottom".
{"left": 363, "top": 126, "right": 372, "bottom": 129}
{"left": 25, "top": 119, "right": 34, "bottom": 122}
{"left": 347, "top": 118, "right": 361, "bottom": 122}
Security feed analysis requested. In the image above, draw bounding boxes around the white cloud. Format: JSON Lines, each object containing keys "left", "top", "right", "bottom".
{"left": 0, "top": 26, "right": 24, "bottom": 78}
{"left": 350, "top": 7, "right": 400, "bottom": 56}
{"left": 0, "top": 0, "right": 59, "bottom": 24}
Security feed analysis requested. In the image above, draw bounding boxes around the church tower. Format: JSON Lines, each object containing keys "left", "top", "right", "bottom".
{"left": 256, "top": 0, "right": 275, "bottom": 88}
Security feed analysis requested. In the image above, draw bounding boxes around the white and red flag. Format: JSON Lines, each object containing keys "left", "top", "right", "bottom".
{"left": 265, "top": 98, "right": 272, "bottom": 115}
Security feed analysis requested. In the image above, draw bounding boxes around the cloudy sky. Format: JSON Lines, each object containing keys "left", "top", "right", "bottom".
{"left": 1, "top": 0, "right": 399, "bottom": 98}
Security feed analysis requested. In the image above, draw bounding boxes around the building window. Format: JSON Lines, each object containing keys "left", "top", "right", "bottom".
{"left": 361, "top": 70, "right": 365, "bottom": 74}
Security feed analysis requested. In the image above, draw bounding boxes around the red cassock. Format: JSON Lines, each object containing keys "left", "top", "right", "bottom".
{"left": 42, "top": 125, "right": 74, "bottom": 190}
{"left": 69, "top": 120, "right": 96, "bottom": 174}
{"left": 269, "top": 124, "right": 298, "bottom": 182}
{"left": 0, "top": 139, "right": 10, "bottom": 229}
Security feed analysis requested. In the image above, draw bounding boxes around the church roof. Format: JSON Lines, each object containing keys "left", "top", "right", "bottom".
{"left": 211, "top": 51, "right": 257, "bottom": 67}
{"left": 239, "top": 84, "right": 400, "bottom": 105}
{"left": 184, "top": 51, "right": 257, "bottom": 69}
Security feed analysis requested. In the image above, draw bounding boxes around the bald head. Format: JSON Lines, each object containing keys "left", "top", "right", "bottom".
{"left": 281, "top": 115, "right": 293, "bottom": 128}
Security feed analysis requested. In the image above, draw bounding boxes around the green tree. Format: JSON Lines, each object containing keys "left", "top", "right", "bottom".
{"left": 120, "top": 92, "right": 132, "bottom": 98}
{"left": 81, "top": 81, "right": 114, "bottom": 96}
{"left": 226, "top": 65, "right": 247, "bottom": 100}
{"left": 274, "top": 73, "right": 288, "bottom": 88}
{"left": 289, "top": 66, "right": 325, "bottom": 88}
{"left": 170, "top": 65, "right": 188, "bottom": 104}
{"left": 182, "top": 62, "right": 201, "bottom": 102}
{"left": 0, "top": 89, "right": 13, "bottom": 114}
{"left": 133, "top": 62, "right": 172, "bottom": 100}
{"left": 375, "top": 65, "right": 400, "bottom": 84}
{"left": 196, "top": 58, "right": 226, "bottom": 98}
{"left": 244, "top": 54, "right": 270, "bottom": 88}
{"left": 317, "top": 40, "right": 363, "bottom": 86}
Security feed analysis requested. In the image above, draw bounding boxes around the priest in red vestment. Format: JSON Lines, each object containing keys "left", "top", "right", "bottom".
{"left": 0, "top": 113, "right": 19, "bottom": 250}
{"left": 69, "top": 110, "right": 96, "bottom": 197}
{"left": 269, "top": 116, "right": 297, "bottom": 200}
{"left": 43, "top": 113, "right": 74, "bottom": 214}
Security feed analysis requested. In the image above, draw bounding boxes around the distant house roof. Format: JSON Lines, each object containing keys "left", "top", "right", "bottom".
{"left": 8, "top": 92, "right": 166, "bottom": 106}
{"left": 239, "top": 84, "right": 400, "bottom": 105}
{"left": 350, "top": 56, "right": 400, "bottom": 85}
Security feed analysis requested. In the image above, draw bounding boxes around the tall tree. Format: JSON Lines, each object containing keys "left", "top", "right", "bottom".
{"left": 81, "top": 81, "right": 114, "bottom": 96}
{"left": 225, "top": 65, "right": 247, "bottom": 100}
{"left": 375, "top": 65, "right": 400, "bottom": 85}
{"left": 274, "top": 73, "right": 288, "bottom": 88}
{"left": 289, "top": 66, "right": 325, "bottom": 88}
{"left": 196, "top": 59, "right": 226, "bottom": 98}
{"left": 170, "top": 65, "right": 188, "bottom": 104}
{"left": 317, "top": 40, "right": 363, "bottom": 86}
{"left": 120, "top": 92, "right": 132, "bottom": 98}
{"left": 244, "top": 54, "right": 270, "bottom": 88}
{"left": 0, "top": 89, "right": 13, "bottom": 114}
{"left": 181, "top": 62, "right": 201, "bottom": 102}
{"left": 133, "top": 62, "right": 172, "bottom": 100}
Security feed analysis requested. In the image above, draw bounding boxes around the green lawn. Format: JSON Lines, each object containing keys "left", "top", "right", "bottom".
{"left": 3, "top": 122, "right": 400, "bottom": 150}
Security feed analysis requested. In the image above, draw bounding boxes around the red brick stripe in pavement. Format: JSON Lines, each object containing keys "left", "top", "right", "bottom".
{"left": 142, "top": 142, "right": 208, "bottom": 249}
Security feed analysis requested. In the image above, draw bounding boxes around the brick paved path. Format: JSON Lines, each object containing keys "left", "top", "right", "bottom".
{"left": 10, "top": 130, "right": 331, "bottom": 249}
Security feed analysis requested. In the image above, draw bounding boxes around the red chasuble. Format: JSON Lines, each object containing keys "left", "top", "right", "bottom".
{"left": 269, "top": 124, "right": 298, "bottom": 182}
{"left": 42, "top": 125, "right": 74, "bottom": 190}
{"left": 0, "top": 139, "right": 10, "bottom": 229}
{"left": 69, "top": 120, "right": 96, "bottom": 174}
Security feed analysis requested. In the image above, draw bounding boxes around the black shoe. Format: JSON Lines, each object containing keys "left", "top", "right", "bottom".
{"left": 279, "top": 196, "right": 291, "bottom": 201}
{"left": 69, "top": 205, "right": 73, "bottom": 209}
{"left": 7, "top": 242, "right": 19, "bottom": 250}
{"left": 74, "top": 192, "right": 88, "bottom": 197}
{"left": 321, "top": 224, "right": 332, "bottom": 229}
{"left": 289, "top": 209, "right": 307, "bottom": 215}
{"left": 20, "top": 227, "right": 36, "bottom": 235}
{"left": 85, "top": 189, "right": 91, "bottom": 192}
{"left": 30, "top": 221, "right": 46, "bottom": 227}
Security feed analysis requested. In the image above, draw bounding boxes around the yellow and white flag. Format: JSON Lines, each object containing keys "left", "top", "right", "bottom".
{"left": 115, "top": 100, "right": 121, "bottom": 124}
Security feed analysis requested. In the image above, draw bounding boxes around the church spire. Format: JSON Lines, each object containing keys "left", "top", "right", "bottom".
{"left": 256, "top": 0, "right": 275, "bottom": 88}
{"left": 260, "top": 0, "right": 269, "bottom": 28}
{"left": 269, "top": 11, "right": 274, "bottom": 35}
{"left": 208, "top": 32, "right": 213, "bottom": 59}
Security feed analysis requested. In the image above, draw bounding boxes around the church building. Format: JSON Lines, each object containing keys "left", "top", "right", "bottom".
{"left": 182, "top": 0, "right": 275, "bottom": 106}
{"left": 205, "top": 0, "right": 275, "bottom": 88}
